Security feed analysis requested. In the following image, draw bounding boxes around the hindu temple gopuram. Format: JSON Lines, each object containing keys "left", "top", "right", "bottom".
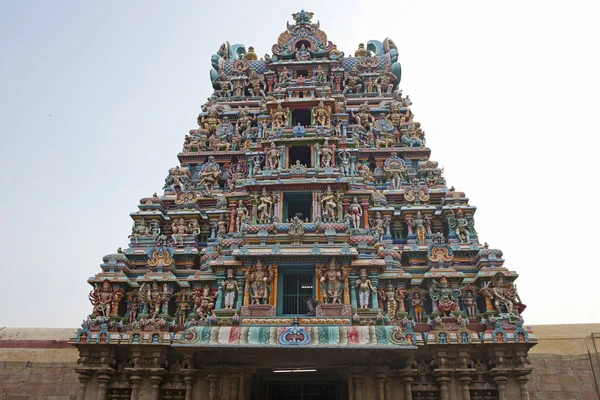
{"left": 72, "top": 10, "right": 536, "bottom": 400}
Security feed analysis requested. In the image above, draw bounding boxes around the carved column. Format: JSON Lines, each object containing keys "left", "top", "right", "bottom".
{"left": 184, "top": 375, "right": 196, "bottom": 400}
{"left": 459, "top": 375, "right": 472, "bottom": 400}
{"left": 150, "top": 375, "right": 163, "bottom": 400}
{"left": 402, "top": 376, "right": 414, "bottom": 400}
{"left": 516, "top": 376, "right": 530, "bottom": 400}
{"left": 351, "top": 371, "right": 364, "bottom": 400}
{"left": 369, "top": 274, "right": 379, "bottom": 310}
{"left": 374, "top": 372, "right": 386, "bottom": 400}
{"left": 349, "top": 273, "right": 358, "bottom": 309}
{"left": 236, "top": 273, "right": 246, "bottom": 309}
{"left": 229, "top": 370, "right": 241, "bottom": 400}
{"left": 129, "top": 375, "right": 142, "bottom": 400}
{"left": 75, "top": 372, "right": 90, "bottom": 400}
{"left": 96, "top": 373, "right": 112, "bottom": 400}
{"left": 436, "top": 376, "right": 450, "bottom": 400}
{"left": 208, "top": 373, "right": 221, "bottom": 400}
{"left": 361, "top": 202, "right": 369, "bottom": 229}
{"left": 229, "top": 201, "right": 237, "bottom": 233}
{"left": 384, "top": 378, "right": 391, "bottom": 400}
{"left": 494, "top": 375, "right": 508, "bottom": 400}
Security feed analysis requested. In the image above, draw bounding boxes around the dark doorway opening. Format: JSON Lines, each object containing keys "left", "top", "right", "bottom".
{"left": 295, "top": 69, "right": 309, "bottom": 78}
{"left": 289, "top": 146, "right": 311, "bottom": 168}
{"left": 292, "top": 108, "right": 311, "bottom": 127}
{"left": 284, "top": 192, "right": 312, "bottom": 221}
{"left": 252, "top": 368, "right": 344, "bottom": 400}
{"left": 280, "top": 271, "right": 314, "bottom": 315}
{"left": 266, "top": 382, "right": 338, "bottom": 400}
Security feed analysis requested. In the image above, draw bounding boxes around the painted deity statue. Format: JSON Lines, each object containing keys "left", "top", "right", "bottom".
{"left": 89, "top": 280, "right": 120, "bottom": 318}
{"left": 236, "top": 106, "right": 255, "bottom": 134}
{"left": 252, "top": 188, "right": 274, "bottom": 224}
{"left": 175, "top": 290, "right": 192, "bottom": 325}
{"left": 406, "top": 211, "right": 431, "bottom": 244}
{"left": 266, "top": 141, "right": 281, "bottom": 170}
{"left": 464, "top": 291, "right": 477, "bottom": 318}
{"left": 447, "top": 208, "right": 476, "bottom": 243}
{"left": 318, "top": 139, "right": 335, "bottom": 168}
{"left": 429, "top": 277, "right": 460, "bottom": 316}
{"left": 270, "top": 104, "right": 289, "bottom": 129}
{"left": 171, "top": 218, "right": 188, "bottom": 235}
{"left": 351, "top": 102, "right": 374, "bottom": 132}
{"left": 342, "top": 65, "right": 363, "bottom": 94}
{"left": 320, "top": 259, "right": 347, "bottom": 304}
{"left": 222, "top": 269, "right": 239, "bottom": 309}
{"left": 198, "top": 107, "right": 222, "bottom": 135}
{"left": 355, "top": 268, "right": 375, "bottom": 308}
{"left": 320, "top": 185, "right": 341, "bottom": 222}
{"left": 313, "top": 64, "right": 327, "bottom": 83}
{"left": 140, "top": 282, "right": 172, "bottom": 320}
{"left": 412, "top": 291, "right": 424, "bottom": 323}
{"left": 312, "top": 101, "right": 331, "bottom": 127}
{"left": 371, "top": 211, "right": 387, "bottom": 243}
{"left": 384, "top": 283, "right": 397, "bottom": 317}
{"left": 215, "top": 214, "right": 228, "bottom": 237}
{"left": 245, "top": 259, "right": 273, "bottom": 304}
{"left": 486, "top": 273, "right": 524, "bottom": 315}
{"left": 338, "top": 149, "right": 351, "bottom": 176}
{"left": 247, "top": 70, "right": 266, "bottom": 98}
{"left": 127, "top": 290, "right": 140, "bottom": 323}
{"left": 235, "top": 200, "right": 249, "bottom": 233}
{"left": 377, "top": 66, "right": 397, "bottom": 96}
{"left": 349, "top": 196, "right": 363, "bottom": 229}
{"left": 395, "top": 286, "right": 407, "bottom": 313}
{"left": 199, "top": 162, "right": 220, "bottom": 192}
{"left": 192, "top": 285, "right": 217, "bottom": 320}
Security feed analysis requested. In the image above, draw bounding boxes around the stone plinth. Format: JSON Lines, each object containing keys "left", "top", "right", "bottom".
{"left": 240, "top": 305, "right": 275, "bottom": 317}
{"left": 316, "top": 304, "right": 353, "bottom": 316}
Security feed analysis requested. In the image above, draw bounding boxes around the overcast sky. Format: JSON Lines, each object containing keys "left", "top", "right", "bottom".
{"left": 0, "top": 0, "right": 598, "bottom": 328}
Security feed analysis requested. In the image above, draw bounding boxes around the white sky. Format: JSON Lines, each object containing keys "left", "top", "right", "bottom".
{"left": 0, "top": 0, "right": 598, "bottom": 328}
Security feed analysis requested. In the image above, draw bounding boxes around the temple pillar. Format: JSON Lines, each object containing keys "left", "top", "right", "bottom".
{"left": 436, "top": 376, "right": 450, "bottom": 400}
{"left": 269, "top": 264, "right": 278, "bottom": 307}
{"left": 150, "top": 375, "right": 163, "bottom": 400}
{"left": 184, "top": 375, "right": 195, "bottom": 400}
{"left": 374, "top": 372, "right": 386, "bottom": 400}
{"left": 384, "top": 378, "right": 391, "bottom": 400}
{"left": 76, "top": 372, "right": 90, "bottom": 400}
{"left": 402, "top": 376, "right": 414, "bottom": 400}
{"left": 129, "top": 375, "right": 142, "bottom": 400}
{"left": 229, "top": 370, "right": 242, "bottom": 400}
{"left": 229, "top": 201, "right": 236, "bottom": 233}
{"left": 369, "top": 274, "right": 379, "bottom": 310}
{"left": 349, "top": 274, "right": 358, "bottom": 309}
{"left": 494, "top": 375, "right": 508, "bottom": 400}
{"left": 516, "top": 376, "right": 530, "bottom": 400}
{"left": 208, "top": 373, "right": 221, "bottom": 400}
{"left": 236, "top": 273, "right": 246, "bottom": 309}
{"left": 351, "top": 372, "right": 363, "bottom": 400}
{"left": 459, "top": 376, "right": 472, "bottom": 400}
{"left": 361, "top": 202, "right": 369, "bottom": 229}
{"left": 96, "top": 374, "right": 112, "bottom": 400}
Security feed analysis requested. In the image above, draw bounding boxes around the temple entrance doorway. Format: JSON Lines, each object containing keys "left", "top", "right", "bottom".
{"left": 252, "top": 368, "right": 343, "bottom": 400}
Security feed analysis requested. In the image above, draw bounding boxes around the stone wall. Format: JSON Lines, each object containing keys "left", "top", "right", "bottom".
{"left": 1, "top": 324, "right": 599, "bottom": 399}
{"left": 527, "top": 324, "right": 600, "bottom": 400}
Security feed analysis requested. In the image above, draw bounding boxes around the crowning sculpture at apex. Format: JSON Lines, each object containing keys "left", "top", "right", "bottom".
{"left": 73, "top": 10, "right": 535, "bottom": 400}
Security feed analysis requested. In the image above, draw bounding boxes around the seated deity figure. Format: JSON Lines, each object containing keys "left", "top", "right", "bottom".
{"left": 355, "top": 269, "right": 375, "bottom": 308}
{"left": 270, "top": 104, "right": 289, "bottom": 129}
{"left": 429, "top": 277, "right": 460, "bottom": 316}
{"left": 222, "top": 269, "right": 239, "bottom": 309}
{"left": 377, "top": 66, "right": 397, "bottom": 96}
{"left": 313, "top": 64, "right": 327, "bottom": 83}
{"left": 342, "top": 65, "right": 363, "bottom": 94}
{"left": 245, "top": 259, "right": 273, "bottom": 304}
{"left": 312, "top": 101, "right": 331, "bottom": 127}
{"left": 351, "top": 102, "right": 374, "bottom": 132}
{"left": 320, "top": 259, "right": 347, "bottom": 304}
{"left": 89, "top": 280, "right": 116, "bottom": 317}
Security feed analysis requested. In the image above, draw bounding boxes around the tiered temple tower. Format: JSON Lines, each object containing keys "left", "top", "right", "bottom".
{"left": 72, "top": 11, "right": 536, "bottom": 400}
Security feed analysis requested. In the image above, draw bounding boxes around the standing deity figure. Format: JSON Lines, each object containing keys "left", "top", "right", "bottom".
{"left": 412, "top": 291, "right": 424, "bottom": 323}
{"left": 175, "top": 290, "right": 192, "bottom": 325}
{"left": 266, "top": 141, "right": 281, "bottom": 170}
{"left": 235, "top": 200, "right": 249, "bottom": 232}
{"left": 384, "top": 283, "right": 398, "bottom": 317}
{"left": 199, "top": 162, "right": 220, "bottom": 192}
{"left": 271, "top": 104, "right": 289, "bottom": 129}
{"left": 338, "top": 149, "right": 351, "bottom": 176}
{"left": 371, "top": 211, "right": 387, "bottom": 243}
{"left": 127, "top": 290, "right": 140, "bottom": 324}
{"left": 89, "top": 280, "right": 120, "bottom": 318}
{"left": 236, "top": 106, "right": 255, "bottom": 134}
{"left": 278, "top": 66, "right": 292, "bottom": 84}
{"left": 140, "top": 282, "right": 172, "bottom": 320}
{"left": 222, "top": 269, "right": 240, "bottom": 309}
{"left": 377, "top": 66, "right": 397, "bottom": 96}
{"left": 252, "top": 188, "right": 274, "bottom": 224}
{"left": 349, "top": 196, "right": 363, "bottom": 229}
{"left": 188, "top": 219, "right": 201, "bottom": 236}
{"left": 355, "top": 269, "right": 375, "bottom": 308}
{"left": 247, "top": 70, "right": 266, "bottom": 98}
{"left": 320, "top": 259, "right": 347, "bottom": 304}
{"left": 245, "top": 259, "right": 273, "bottom": 304}
{"left": 395, "top": 286, "right": 407, "bottom": 313}
{"left": 463, "top": 291, "right": 477, "bottom": 318}
{"left": 215, "top": 214, "right": 228, "bottom": 237}
{"left": 171, "top": 217, "right": 188, "bottom": 235}
{"left": 342, "top": 65, "right": 363, "bottom": 94}
{"left": 485, "top": 273, "right": 524, "bottom": 315}
{"left": 192, "top": 285, "right": 217, "bottom": 320}
{"left": 406, "top": 211, "right": 431, "bottom": 244}
{"left": 320, "top": 185, "right": 341, "bottom": 222}
{"left": 351, "top": 102, "right": 374, "bottom": 132}
{"left": 318, "top": 139, "right": 336, "bottom": 168}
{"left": 312, "top": 101, "right": 331, "bottom": 127}
{"left": 447, "top": 208, "right": 476, "bottom": 243}
{"left": 355, "top": 161, "right": 374, "bottom": 183}
{"left": 383, "top": 154, "right": 407, "bottom": 190}
{"left": 429, "top": 277, "right": 460, "bottom": 316}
